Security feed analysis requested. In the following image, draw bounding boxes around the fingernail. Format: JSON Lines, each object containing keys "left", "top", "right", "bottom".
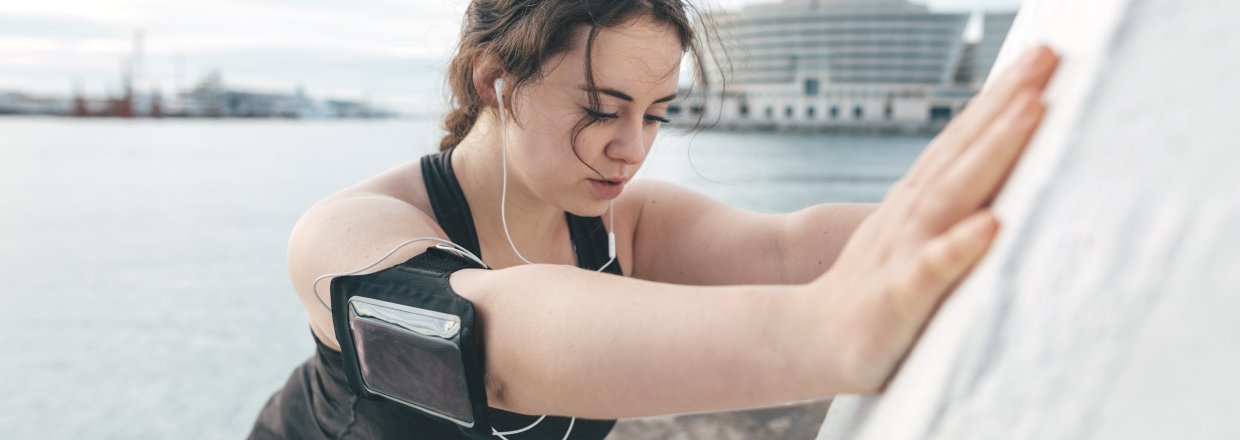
{"left": 1020, "top": 46, "right": 1050, "bottom": 74}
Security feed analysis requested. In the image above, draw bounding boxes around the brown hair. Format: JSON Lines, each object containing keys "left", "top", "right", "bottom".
{"left": 439, "top": 0, "right": 725, "bottom": 171}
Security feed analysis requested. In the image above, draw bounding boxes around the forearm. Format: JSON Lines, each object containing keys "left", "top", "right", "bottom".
{"left": 779, "top": 203, "right": 878, "bottom": 283}
{"left": 450, "top": 264, "right": 850, "bottom": 419}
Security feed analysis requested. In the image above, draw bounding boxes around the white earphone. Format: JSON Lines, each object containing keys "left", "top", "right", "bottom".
{"left": 490, "top": 76, "right": 620, "bottom": 440}
{"left": 494, "top": 77, "right": 618, "bottom": 269}
{"left": 312, "top": 78, "right": 620, "bottom": 440}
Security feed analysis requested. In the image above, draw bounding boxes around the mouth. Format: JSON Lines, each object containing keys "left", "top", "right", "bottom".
{"left": 588, "top": 177, "right": 627, "bottom": 200}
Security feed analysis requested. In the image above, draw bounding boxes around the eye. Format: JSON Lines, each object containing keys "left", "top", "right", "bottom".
{"left": 644, "top": 114, "right": 671, "bottom": 125}
{"left": 583, "top": 108, "right": 669, "bottom": 126}
{"left": 583, "top": 108, "right": 619, "bottom": 122}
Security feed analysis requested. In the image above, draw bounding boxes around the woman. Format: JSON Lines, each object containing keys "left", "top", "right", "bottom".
{"left": 250, "top": 0, "right": 1059, "bottom": 438}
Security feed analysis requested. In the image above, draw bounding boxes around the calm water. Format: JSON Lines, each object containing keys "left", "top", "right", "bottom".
{"left": 0, "top": 117, "right": 926, "bottom": 439}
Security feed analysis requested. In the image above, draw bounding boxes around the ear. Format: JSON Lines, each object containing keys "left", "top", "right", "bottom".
{"left": 471, "top": 52, "right": 507, "bottom": 109}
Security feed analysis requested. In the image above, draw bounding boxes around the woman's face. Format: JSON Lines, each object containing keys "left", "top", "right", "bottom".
{"left": 503, "top": 14, "right": 682, "bottom": 217}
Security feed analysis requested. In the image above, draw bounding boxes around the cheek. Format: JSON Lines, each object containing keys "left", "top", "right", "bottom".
{"left": 572, "top": 126, "right": 611, "bottom": 155}
{"left": 539, "top": 116, "right": 610, "bottom": 165}
{"left": 511, "top": 117, "right": 588, "bottom": 182}
{"left": 644, "top": 125, "right": 660, "bottom": 149}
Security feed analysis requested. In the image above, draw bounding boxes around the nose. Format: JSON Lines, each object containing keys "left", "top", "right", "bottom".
{"left": 604, "top": 117, "right": 648, "bottom": 166}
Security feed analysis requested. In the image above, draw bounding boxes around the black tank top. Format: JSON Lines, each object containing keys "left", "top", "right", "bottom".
{"left": 249, "top": 148, "right": 622, "bottom": 439}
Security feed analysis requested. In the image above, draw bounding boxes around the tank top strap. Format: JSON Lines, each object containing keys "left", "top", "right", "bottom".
{"left": 416, "top": 147, "right": 620, "bottom": 438}
{"left": 420, "top": 147, "right": 482, "bottom": 258}
{"left": 420, "top": 147, "right": 622, "bottom": 275}
{"left": 566, "top": 213, "right": 622, "bottom": 275}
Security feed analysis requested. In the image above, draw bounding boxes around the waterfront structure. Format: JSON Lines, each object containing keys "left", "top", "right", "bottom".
{"left": 174, "top": 70, "right": 321, "bottom": 118}
{"left": 0, "top": 29, "right": 391, "bottom": 119}
{"left": 975, "top": 12, "right": 1018, "bottom": 85}
{"left": 1, "top": 70, "right": 390, "bottom": 119}
{"left": 0, "top": 92, "right": 71, "bottom": 115}
{"left": 672, "top": 0, "right": 1015, "bottom": 132}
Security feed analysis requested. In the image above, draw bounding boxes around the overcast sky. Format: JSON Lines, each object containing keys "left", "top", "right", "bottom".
{"left": 0, "top": 0, "right": 1021, "bottom": 114}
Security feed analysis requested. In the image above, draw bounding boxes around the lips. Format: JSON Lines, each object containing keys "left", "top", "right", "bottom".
{"left": 588, "top": 177, "right": 626, "bottom": 200}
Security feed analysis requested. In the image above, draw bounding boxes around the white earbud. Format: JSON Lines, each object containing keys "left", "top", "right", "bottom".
{"left": 493, "top": 76, "right": 616, "bottom": 271}
{"left": 316, "top": 75, "right": 608, "bottom": 440}
{"left": 491, "top": 78, "right": 590, "bottom": 440}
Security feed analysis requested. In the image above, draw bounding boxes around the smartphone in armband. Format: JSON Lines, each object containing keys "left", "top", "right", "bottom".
{"left": 330, "top": 245, "right": 492, "bottom": 438}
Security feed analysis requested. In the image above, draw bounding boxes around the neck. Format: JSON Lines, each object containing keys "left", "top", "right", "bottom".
{"left": 450, "top": 111, "right": 568, "bottom": 266}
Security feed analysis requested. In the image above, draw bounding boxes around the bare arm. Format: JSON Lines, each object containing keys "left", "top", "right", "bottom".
{"left": 450, "top": 265, "right": 847, "bottom": 419}
{"left": 626, "top": 179, "right": 875, "bottom": 285}
{"left": 290, "top": 44, "right": 1060, "bottom": 425}
{"left": 288, "top": 192, "right": 856, "bottom": 419}
{"left": 777, "top": 203, "right": 878, "bottom": 283}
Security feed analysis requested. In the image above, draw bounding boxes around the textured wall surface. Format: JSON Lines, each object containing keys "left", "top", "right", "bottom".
{"left": 819, "top": 0, "right": 1240, "bottom": 438}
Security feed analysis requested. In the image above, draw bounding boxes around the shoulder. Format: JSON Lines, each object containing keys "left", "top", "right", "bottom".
{"left": 287, "top": 159, "right": 449, "bottom": 349}
{"left": 618, "top": 178, "right": 700, "bottom": 216}
{"left": 290, "top": 158, "right": 442, "bottom": 255}
{"left": 622, "top": 178, "right": 731, "bottom": 226}
{"left": 612, "top": 178, "right": 731, "bottom": 276}
{"left": 341, "top": 157, "right": 436, "bottom": 214}
{"left": 623, "top": 177, "right": 680, "bottom": 197}
{"left": 609, "top": 178, "right": 688, "bottom": 240}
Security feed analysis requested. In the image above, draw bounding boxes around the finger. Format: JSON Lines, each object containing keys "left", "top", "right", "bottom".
{"left": 901, "top": 45, "right": 1059, "bottom": 190}
{"left": 919, "top": 90, "right": 1044, "bottom": 230}
{"left": 892, "top": 211, "right": 998, "bottom": 321}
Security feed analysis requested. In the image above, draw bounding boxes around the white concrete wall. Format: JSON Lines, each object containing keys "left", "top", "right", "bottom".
{"left": 819, "top": 0, "right": 1240, "bottom": 438}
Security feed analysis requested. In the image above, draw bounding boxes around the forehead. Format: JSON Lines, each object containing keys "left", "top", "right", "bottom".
{"left": 544, "top": 15, "right": 683, "bottom": 96}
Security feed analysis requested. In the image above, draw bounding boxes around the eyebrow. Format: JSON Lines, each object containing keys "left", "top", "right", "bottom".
{"left": 580, "top": 86, "right": 678, "bottom": 104}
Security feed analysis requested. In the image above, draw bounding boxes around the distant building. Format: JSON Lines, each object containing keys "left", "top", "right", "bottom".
{"left": 164, "top": 70, "right": 388, "bottom": 119}
{"left": 1, "top": 32, "right": 394, "bottom": 120}
{"left": 975, "top": 12, "right": 1018, "bottom": 85}
{"left": 671, "top": 0, "right": 1016, "bottom": 133}
{"left": 0, "top": 92, "right": 71, "bottom": 115}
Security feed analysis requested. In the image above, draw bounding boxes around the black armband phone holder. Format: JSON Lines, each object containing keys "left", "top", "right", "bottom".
{"left": 330, "top": 245, "right": 492, "bottom": 438}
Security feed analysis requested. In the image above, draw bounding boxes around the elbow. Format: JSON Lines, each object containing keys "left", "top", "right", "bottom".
{"left": 481, "top": 360, "right": 563, "bottom": 415}
{"left": 484, "top": 373, "right": 515, "bottom": 411}
{"left": 455, "top": 264, "right": 599, "bottom": 415}
{"left": 454, "top": 266, "right": 548, "bottom": 414}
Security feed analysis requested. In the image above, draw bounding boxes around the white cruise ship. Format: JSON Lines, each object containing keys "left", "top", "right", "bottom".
{"left": 672, "top": 0, "right": 1014, "bottom": 132}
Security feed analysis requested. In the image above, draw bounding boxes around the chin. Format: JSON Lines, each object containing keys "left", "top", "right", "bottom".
{"left": 563, "top": 198, "right": 611, "bottom": 218}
